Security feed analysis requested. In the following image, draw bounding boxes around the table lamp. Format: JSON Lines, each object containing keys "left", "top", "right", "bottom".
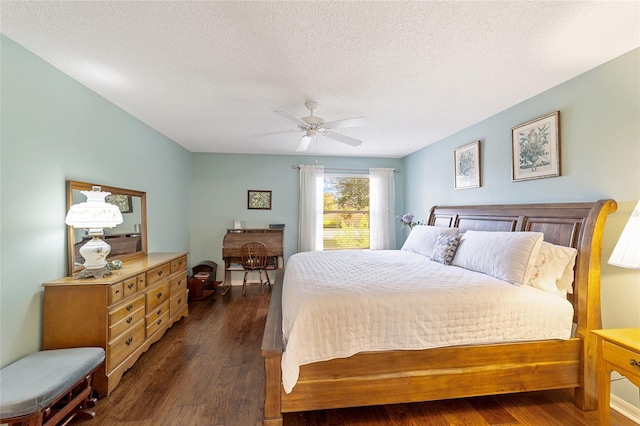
{"left": 65, "top": 186, "right": 123, "bottom": 278}
{"left": 608, "top": 200, "right": 640, "bottom": 269}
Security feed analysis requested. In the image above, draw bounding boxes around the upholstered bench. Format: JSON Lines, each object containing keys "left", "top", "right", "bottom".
{"left": 0, "top": 347, "right": 105, "bottom": 426}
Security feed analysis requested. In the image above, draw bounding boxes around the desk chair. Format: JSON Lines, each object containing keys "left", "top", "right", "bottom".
{"left": 240, "top": 242, "right": 272, "bottom": 296}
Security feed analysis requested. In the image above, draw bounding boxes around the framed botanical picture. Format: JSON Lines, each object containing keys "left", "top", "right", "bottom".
{"left": 511, "top": 111, "right": 560, "bottom": 182}
{"left": 248, "top": 190, "right": 272, "bottom": 210}
{"left": 454, "top": 141, "right": 481, "bottom": 189}
{"left": 106, "top": 194, "right": 133, "bottom": 213}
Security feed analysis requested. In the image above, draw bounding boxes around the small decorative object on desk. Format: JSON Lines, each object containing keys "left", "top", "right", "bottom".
{"left": 107, "top": 259, "right": 122, "bottom": 270}
{"left": 399, "top": 213, "right": 424, "bottom": 229}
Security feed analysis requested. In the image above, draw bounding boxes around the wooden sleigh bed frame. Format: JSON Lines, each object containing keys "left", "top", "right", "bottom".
{"left": 261, "top": 199, "right": 617, "bottom": 425}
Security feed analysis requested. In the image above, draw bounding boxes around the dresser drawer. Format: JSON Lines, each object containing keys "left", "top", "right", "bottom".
{"left": 109, "top": 282, "right": 124, "bottom": 305}
{"left": 136, "top": 273, "right": 146, "bottom": 291}
{"left": 171, "top": 256, "right": 188, "bottom": 273}
{"left": 123, "top": 277, "right": 138, "bottom": 298}
{"left": 146, "top": 281, "right": 170, "bottom": 312}
{"left": 147, "top": 263, "right": 171, "bottom": 287}
{"left": 146, "top": 300, "right": 169, "bottom": 324}
{"left": 109, "top": 306, "right": 145, "bottom": 341}
{"left": 603, "top": 341, "right": 640, "bottom": 378}
{"left": 107, "top": 320, "right": 145, "bottom": 371}
{"left": 170, "top": 274, "right": 187, "bottom": 293}
{"left": 109, "top": 294, "right": 145, "bottom": 325}
{"left": 146, "top": 310, "right": 170, "bottom": 338}
{"left": 170, "top": 290, "right": 188, "bottom": 317}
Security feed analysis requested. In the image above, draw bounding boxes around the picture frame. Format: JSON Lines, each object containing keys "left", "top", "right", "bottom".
{"left": 454, "top": 140, "right": 481, "bottom": 189}
{"left": 511, "top": 111, "right": 560, "bottom": 182}
{"left": 248, "top": 190, "right": 272, "bottom": 210}
{"left": 106, "top": 194, "right": 133, "bottom": 213}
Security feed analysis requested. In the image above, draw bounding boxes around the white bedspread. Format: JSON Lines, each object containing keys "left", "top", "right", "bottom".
{"left": 281, "top": 250, "right": 574, "bottom": 393}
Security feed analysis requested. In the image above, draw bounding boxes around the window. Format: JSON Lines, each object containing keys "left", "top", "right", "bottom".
{"left": 323, "top": 175, "right": 370, "bottom": 250}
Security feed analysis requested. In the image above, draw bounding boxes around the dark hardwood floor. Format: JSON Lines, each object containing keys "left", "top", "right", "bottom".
{"left": 83, "top": 286, "right": 637, "bottom": 426}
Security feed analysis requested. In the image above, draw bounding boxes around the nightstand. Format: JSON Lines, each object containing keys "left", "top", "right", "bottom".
{"left": 592, "top": 328, "right": 640, "bottom": 425}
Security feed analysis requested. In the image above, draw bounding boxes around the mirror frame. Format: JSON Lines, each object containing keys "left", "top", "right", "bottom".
{"left": 67, "top": 180, "right": 148, "bottom": 276}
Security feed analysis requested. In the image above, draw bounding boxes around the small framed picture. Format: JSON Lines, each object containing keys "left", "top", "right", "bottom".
{"left": 106, "top": 194, "right": 133, "bottom": 213}
{"left": 511, "top": 111, "right": 560, "bottom": 182}
{"left": 248, "top": 190, "right": 272, "bottom": 210}
{"left": 454, "top": 141, "right": 481, "bottom": 189}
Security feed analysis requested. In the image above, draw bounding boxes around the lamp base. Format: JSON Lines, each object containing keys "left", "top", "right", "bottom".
{"left": 75, "top": 265, "right": 112, "bottom": 279}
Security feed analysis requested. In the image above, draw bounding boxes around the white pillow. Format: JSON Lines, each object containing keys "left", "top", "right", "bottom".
{"left": 401, "top": 225, "right": 458, "bottom": 258}
{"left": 527, "top": 241, "right": 578, "bottom": 295}
{"left": 451, "top": 230, "right": 543, "bottom": 286}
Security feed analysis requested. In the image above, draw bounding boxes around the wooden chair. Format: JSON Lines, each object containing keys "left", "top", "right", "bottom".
{"left": 240, "top": 242, "right": 272, "bottom": 296}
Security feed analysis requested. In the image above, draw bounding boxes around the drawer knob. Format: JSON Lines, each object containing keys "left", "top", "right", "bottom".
{"left": 631, "top": 359, "right": 640, "bottom": 371}
{"left": 115, "top": 289, "right": 121, "bottom": 294}
{"left": 128, "top": 283, "right": 135, "bottom": 290}
{"left": 157, "top": 319, "right": 162, "bottom": 325}
{"left": 126, "top": 337, "right": 133, "bottom": 346}
{"left": 157, "top": 309, "right": 162, "bottom": 315}
{"left": 178, "top": 280, "right": 183, "bottom": 286}
{"left": 178, "top": 298, "right": 182, "bottom": 304}
{"left": 126, "top": 304, "right": 133, "bottom": 312}
{"left": 157, "top": 292, "right": 163, "bottom": 299}
{"left": 126, "top": 317, "right": 133, "bottom": 324}
{"left": 157, "top": 270, "right": 163, "bottom": 277}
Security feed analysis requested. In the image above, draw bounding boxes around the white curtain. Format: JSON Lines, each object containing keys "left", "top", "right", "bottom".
{"left": 369, "top": 168, "right": 396, "bottom": 250}
{"left": 298, "top": 164, "right": 324, "bottom": 252}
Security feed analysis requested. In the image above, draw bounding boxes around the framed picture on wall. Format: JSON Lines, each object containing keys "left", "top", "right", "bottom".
{"left": 454, "top": 140, "right": 481, "bottom": 189}
{"left": 106, "top": 194, "right": 133, "bottom": 213}
{"left": 511, "top": 111, "right": 561, "bottom": 182}
{"left": 248, "top": 190, "right": 272, "bottom": 210}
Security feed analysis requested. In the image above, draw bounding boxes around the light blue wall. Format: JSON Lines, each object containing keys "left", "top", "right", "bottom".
{"left": 402, "top": 48, "right": 640, "bottom": 408}
{"left": 190, "top": 153, "right": 403, "bottom": 278}
{"left": 0, "top": 35, "right": 191, "bottom": 366}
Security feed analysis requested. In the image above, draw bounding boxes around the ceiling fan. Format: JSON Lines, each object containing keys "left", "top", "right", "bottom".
{"left": 267, "top": 101, "right": 370, "bottom": 152}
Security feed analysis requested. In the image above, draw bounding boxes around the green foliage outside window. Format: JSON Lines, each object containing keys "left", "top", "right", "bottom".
{"left": 323, "top": 177, "right": 370, "bottom": 250}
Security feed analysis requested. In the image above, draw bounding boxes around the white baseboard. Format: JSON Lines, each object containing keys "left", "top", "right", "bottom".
{"left": 611, "top": 394, "right": 640, "bottom": 425}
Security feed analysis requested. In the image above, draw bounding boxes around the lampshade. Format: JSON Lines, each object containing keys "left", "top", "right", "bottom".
{"left": 65, "top": 188, "right": 123, "bottom": 229}
{"left": 608, "top": 200, "right": 640, "bottom": 270}
{"left": 65, "top": 187, "right": 123, "bottom": 278}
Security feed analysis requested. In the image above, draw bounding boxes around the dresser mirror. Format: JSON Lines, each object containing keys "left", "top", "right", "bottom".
{"left": 67, "top": 180, "right": 148, "bottom": 276}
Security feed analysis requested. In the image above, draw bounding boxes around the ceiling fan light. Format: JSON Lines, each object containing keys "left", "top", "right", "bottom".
{"left": 297, "top": 135, "right": 313, "bottom": 152}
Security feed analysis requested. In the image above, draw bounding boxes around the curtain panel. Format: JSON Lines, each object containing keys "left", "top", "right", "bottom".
{"left": 369, "top": 168, "right": 396, "bottom": 250}
{"left": 298, "top": 164, "right": 324, "bottom": 252}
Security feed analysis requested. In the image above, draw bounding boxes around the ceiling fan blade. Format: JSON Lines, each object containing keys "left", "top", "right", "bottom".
{"left": 296, "top": 135, "right": 313, "bottom": 152}
{"left": 275, "top": 110, "right": 308, "bottom": 128}
{"left": 323, "top": 116, "right": 370, "bottom": 130}
{"left": 252, "top": 129, "right": 302, "bottom": 137}
{"left": 322, "top": 131, "right": 363, "bottom": 147}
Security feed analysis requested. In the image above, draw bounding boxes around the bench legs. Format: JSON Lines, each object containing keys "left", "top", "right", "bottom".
{"left": 1, "top": 372, "right": 98, "bottom": 426}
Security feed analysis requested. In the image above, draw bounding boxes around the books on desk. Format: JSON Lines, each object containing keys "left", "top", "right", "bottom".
{"left": 227, "top": 263, "right": 244, "bottom": 271}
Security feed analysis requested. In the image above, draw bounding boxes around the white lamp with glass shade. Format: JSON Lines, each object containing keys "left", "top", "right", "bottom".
{"left": 65, "top": 186, "right": 123, "bottom": 278}
{"left": 608, "top": 200, "right": 640, "bottom": 269}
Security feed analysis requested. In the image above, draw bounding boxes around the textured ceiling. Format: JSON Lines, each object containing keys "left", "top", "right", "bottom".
{"left": 1, "top": 1, "right": 639, "bottom": 158}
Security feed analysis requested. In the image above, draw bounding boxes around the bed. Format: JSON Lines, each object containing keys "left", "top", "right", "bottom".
{"left": 261, "top": 200, "right": 617, "bottom": 425}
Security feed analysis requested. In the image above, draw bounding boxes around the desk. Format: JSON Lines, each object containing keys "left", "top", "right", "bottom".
{"left": 592, "top": 328, "right": 640, "bottom": 425}
{"left": 221, "top": 229, "right": 284, "bottom": 295}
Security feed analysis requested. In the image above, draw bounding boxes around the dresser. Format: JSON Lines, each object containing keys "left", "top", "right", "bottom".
{"left": 42, "top": 252, "right": 189, "bottom": 396}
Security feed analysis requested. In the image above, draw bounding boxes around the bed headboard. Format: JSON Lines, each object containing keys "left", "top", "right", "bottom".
{"left": 427, "top": 199, "right": 617, "bottom": 336}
